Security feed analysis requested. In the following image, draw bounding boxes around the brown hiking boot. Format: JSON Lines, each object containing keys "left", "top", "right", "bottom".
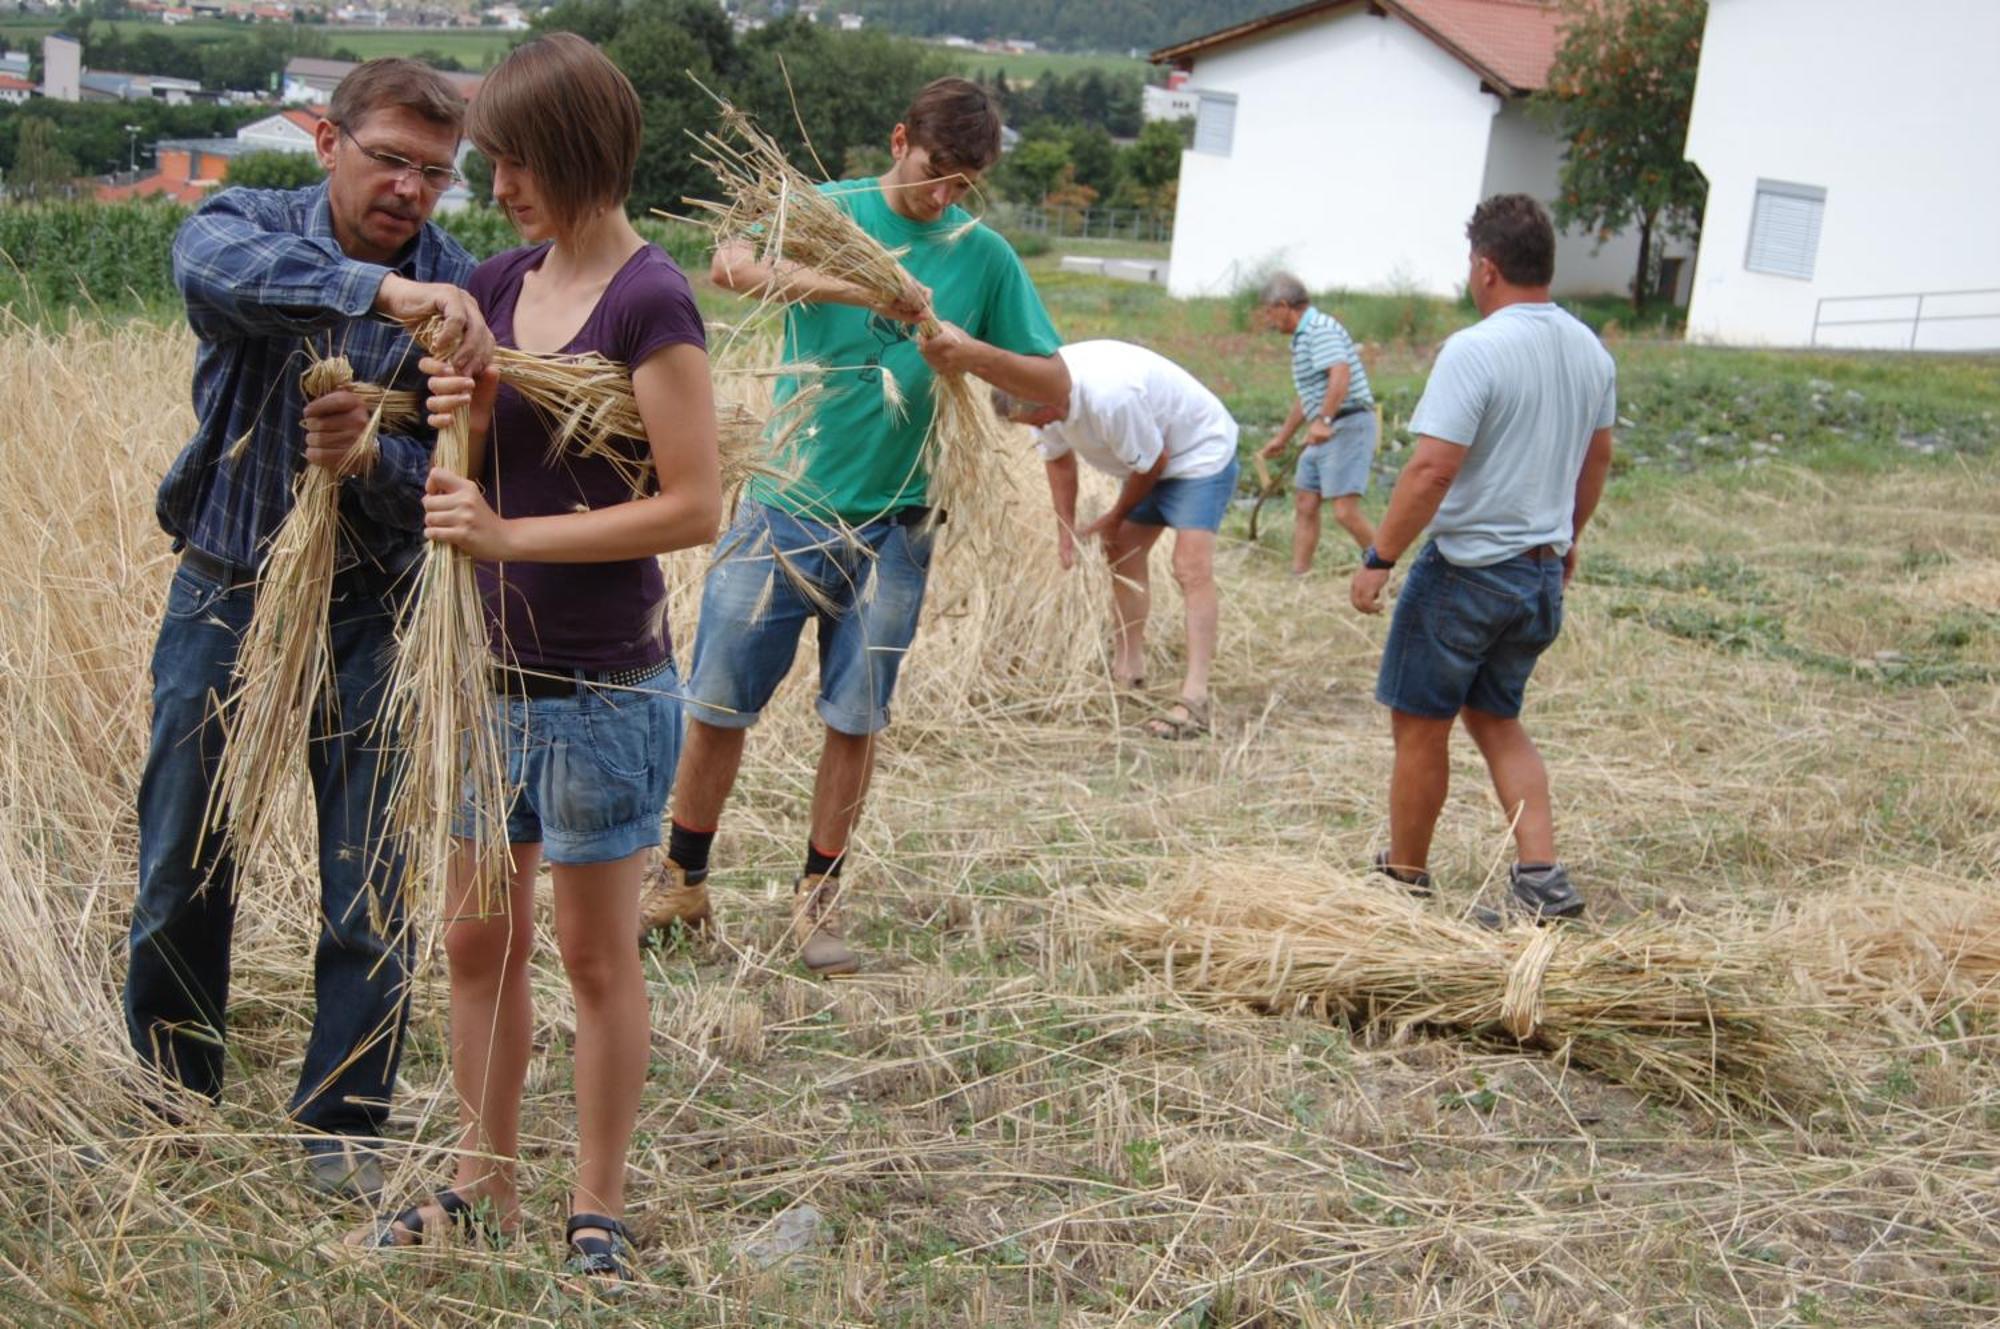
{"left": 790, "top": 873, "right": 859, "bottom": 976}
{"left": 637, "top": 859, "right": 712, "bottom": 945}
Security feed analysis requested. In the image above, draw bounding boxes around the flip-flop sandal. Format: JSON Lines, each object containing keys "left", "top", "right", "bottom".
{"left": 343, "top": 1188, "right": 507, "bottom": 1253}
{"left": 564, "top": 1212, "right": 635, "bottom": 1292}
{"left": 1142, "top": 699, "right": 1211, "bottom": 741}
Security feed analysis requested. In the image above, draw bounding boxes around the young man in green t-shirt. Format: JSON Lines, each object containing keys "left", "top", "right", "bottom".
{"left": 639, "top": 78, "right": 1069, "bottom": 973}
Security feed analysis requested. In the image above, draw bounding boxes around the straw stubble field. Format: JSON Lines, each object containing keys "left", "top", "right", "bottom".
{"left": 2, "top": 307, "right": 1998, "bottom": 1327}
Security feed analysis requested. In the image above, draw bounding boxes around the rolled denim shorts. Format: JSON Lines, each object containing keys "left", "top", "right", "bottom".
{"left": 1294, "top": 409, "right": 1378, "bottom": 499}
{"left": 685, "top": 500, "right": 936, "bottom": 736}
{"left": 1375, "top": 541, "right": 1565, "bottom": 720}
{"left": 452, "top": 661, "right": 682, "bottom": 864}
{"left": 1127, "top": 456, "right": 1240, "bottom": 532}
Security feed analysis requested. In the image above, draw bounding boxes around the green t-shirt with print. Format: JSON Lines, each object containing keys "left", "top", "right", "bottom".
{"left": 747, "top": 178, "right": 1064, "bottom": 524}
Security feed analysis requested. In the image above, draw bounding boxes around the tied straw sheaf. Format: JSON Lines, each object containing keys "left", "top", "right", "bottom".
{"left": 680, "top": 95, "right": 1012, "bottom": 545}
{"left": 1097, "top": 866, "right": 1831, "bottom": 1119}
{"left": 207, "top": 319, "right": 813, "bottom": 923}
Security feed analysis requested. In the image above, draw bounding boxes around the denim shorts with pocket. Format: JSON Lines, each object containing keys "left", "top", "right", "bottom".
{"left": 1375, "top": 541, "right": 1564, "bottom": 720}
{"left": 453, "top": 661, "right": 682, "bottom": 864}
{"left": 1127, "top": 456, "right": 1240, "bottom": 532}
{"left": 685, "top": 501, "right": 935, "bottom": 736}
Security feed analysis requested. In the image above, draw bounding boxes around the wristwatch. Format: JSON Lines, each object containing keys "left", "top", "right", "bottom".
{"left": 1316, "top": 412, "right": 1336, "bottom": 426}
{"left": 1362, "top": 545, "right": 1396, "bottom": 570}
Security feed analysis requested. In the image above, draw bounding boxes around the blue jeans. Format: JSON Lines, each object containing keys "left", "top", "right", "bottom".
{"left": 1127, "top": 457, "right": 1240, "bottom": 532}
{"left": 1375, "top": 541, "right": 1565, "bottom": 720}
{"left": 456, "top": 663, "right": 683, "bottom": 864}
{"left": 685, "top": 502, "right": 936, "bottom": 736}
{"left": 126, "top": 558, "right": 412, "bottom": 1145}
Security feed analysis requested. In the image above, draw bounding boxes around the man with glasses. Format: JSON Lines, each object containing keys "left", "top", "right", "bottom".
{"left": 127, "top": 58, "right": 494, "bottom": 1204}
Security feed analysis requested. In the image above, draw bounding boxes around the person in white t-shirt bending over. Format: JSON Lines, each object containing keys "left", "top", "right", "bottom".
{"left": 1350, "top": 195, "right": 1615, "bottom": 924}
{"left": 994, "top": 340, "right": 1241, "bottom": 740}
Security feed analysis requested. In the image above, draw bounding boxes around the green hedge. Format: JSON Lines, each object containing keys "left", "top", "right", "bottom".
{"left": 0, "top": 198, "right": 715, "bottom": 317}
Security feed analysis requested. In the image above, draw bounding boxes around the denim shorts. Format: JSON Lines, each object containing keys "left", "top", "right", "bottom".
{"left": 1127, "top": 456, "right": 1240, "bottom": 532}
{"left": 1375, "top": 542, "right": 1564, "bottom": 720}
{"left": 1294, "top": 409, "right": 1378, "bottom": 498}
{"left": 685, "top": 501, "right": 935, "bottom": 736}
{"left": 452, "top": 661, "right": 683, "bottom": 864}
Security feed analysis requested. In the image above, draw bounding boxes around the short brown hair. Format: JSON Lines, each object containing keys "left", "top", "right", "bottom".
{"left": 902, "top": 77, "right": 1004, "bottom": 176}
{"left": 468, "top": 32, "right": 643, "bottom": 229}
{"left": 329, "top": 57, "right": 466, "bottom": 135}
{"left": 1466, "top": 193, "right": 1556, "bottom": 287}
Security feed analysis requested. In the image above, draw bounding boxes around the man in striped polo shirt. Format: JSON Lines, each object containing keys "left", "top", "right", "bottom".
{"left": 1256, "top": 272, "right": 1379, "bottom": 575}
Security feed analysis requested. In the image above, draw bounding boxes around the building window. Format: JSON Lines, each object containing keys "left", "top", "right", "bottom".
{"left": 1745, "top": 179, "right": 1826, "bottom": 280}
{"left": 1192, "top": 91, "right": 1237, "bottom": 157}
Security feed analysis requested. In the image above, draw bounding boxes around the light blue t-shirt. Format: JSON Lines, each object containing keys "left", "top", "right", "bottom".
{"left": 1409, "top": 302, "right": 1616, "bottom": 567}
{"left": 1290, "top": 306, "right": 1372, "bottom": 416}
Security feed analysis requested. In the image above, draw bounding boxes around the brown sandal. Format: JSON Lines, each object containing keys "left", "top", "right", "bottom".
{"left": 1142, "top": 698, "right": 1210, "bottom": 741}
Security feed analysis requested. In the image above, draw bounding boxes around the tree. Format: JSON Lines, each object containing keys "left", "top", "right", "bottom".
{"left": 1539, "top": 0, "right": 1708, "bottom": 312}
{"left": 12, "top": 117, "right": 79, "bottom": 201}
{"left": 993, "top": 133, "right": 1069, "bottom": 205}
{"left": 1062, "top": 124, "right": 1118, "bottom": 201}
{"left": 226, "top": 150, "right": 323, "bottom": 190}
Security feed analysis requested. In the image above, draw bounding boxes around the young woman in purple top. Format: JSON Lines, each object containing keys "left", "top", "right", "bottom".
{"left": 341, "top": 34, "right": 720, "bottom": 1285}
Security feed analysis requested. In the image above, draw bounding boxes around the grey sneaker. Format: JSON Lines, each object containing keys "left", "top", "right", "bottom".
{"left": 1371, "top": 850, "right": 1433, "bottom": 898}
{"left": 306, "top": 1143, "right": 385, "bottom": 1205}
{"left": 1510, "top": 863, "right": 1584, "bottom": 920}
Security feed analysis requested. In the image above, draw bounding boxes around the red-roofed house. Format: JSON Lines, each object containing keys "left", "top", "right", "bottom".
{"left": 0, "top": 73, "right": 34, "bottom": 106}
{"left": 1150, "top": 0, "right": 1689, "bottom": 301}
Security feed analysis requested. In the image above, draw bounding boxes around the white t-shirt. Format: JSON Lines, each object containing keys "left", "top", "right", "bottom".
{"left": 1409, "top": 303, "right": 1616, "bottom": 567}
{"left": 1032, "top": 340, "right": 1239, "bottom": 481}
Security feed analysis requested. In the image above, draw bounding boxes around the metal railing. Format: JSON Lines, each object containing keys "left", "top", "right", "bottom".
{"left": 988, "top": 203, "right": 1175, "bottom": 244}
{"left": 1811, "top": 286, "right": 2000, "bottom": 351}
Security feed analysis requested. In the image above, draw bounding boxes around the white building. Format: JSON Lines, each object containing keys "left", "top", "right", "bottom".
{"left": 236, "top": 108, "right": 321, "bottom": 154}
{"left": 0, "top": 72, "right": 32, "bottom": 105}
{"left": 1151, "top": 0, "right": 1687, "bottom": 303}
{"left": 1682, "top": 0, "right": 2000, "bottom": 351}
{"left": 1142, "top": 70, "right": 1197, "bottom": 124}
{"left": 0, "top": 50, "right": 30, "bottom": 79}
{"left": 41, "top": 33, "right": 80, "bottom": 102}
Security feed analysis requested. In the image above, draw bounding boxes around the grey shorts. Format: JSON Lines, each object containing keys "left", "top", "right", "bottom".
{"left": 1294, "top": 409, "right": 1378, "bottom": 499}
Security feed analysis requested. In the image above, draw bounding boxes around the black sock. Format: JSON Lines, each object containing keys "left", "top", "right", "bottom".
{"left": 803, "top": 842, "right": 845, "bottom": 880}
{"left": 667, "top": 821, "right": 715, "bottom": 883}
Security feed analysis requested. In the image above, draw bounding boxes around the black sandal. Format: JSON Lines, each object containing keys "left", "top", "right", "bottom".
{"left": 565, "top": 1212, "right": 634, "bottom": 1286}
{"left": 358, "top": 1188, "right": 506, "bottom": 1250}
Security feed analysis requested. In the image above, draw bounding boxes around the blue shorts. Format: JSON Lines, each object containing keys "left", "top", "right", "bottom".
{"left": 454, "top": 661, "right": 683, "bottom": 864}
{"left": 1294, "top": 409, "right": 1378, "bottom": 499}
{"left": 685, "top": 501, "right": 936, "bottom": 736}
{"left": 1127, "top": 456, "right": 1240, "bottom": 532}
{"left": 1375, "top": 542, "right": 1564, "bottom": 720}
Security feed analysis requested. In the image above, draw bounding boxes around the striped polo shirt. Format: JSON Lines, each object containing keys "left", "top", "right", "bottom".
{"left": 1290, "top": 306, "right": 1373, "bottom": 417}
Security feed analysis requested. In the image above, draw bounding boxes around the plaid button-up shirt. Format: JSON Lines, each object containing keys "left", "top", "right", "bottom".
{"left": 158, "top": 181, "right": 475, "bottom": 574}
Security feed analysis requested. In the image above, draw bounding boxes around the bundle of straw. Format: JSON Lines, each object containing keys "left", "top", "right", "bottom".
{"left": 1095, "top": 865, "right": 1825, "bottom": 1118}
{"left": 684, "top": 97, "right": 1013, "bottom": 537}
{"left": 379, "top": 346, "right": 509, "bottom": 919}
{"left": 413, "top": 315, "right": 809, "bottom": 502}
{"left": 204, "top": 352, "right": 418, "bottom": 869}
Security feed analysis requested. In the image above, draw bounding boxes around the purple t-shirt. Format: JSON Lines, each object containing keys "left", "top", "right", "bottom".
{"left": 467, "top": 242, "right": 706, "bottom": 671}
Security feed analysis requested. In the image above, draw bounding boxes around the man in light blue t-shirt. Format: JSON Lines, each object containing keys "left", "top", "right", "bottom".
{"left": 1349, "top": 194, "right": 1615, "bottom": 924}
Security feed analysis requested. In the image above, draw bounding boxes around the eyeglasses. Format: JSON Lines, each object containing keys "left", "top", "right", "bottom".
{"left": 339, "top": 124, "right": 461, "bottom": 192}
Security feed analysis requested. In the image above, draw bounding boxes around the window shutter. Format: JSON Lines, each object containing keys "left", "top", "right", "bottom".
{"left": 1193, "top": 91, "right": 1237, "bottom": 157}
{"left": 1745, "top": 180, "right": 1826, "bottom": 280}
